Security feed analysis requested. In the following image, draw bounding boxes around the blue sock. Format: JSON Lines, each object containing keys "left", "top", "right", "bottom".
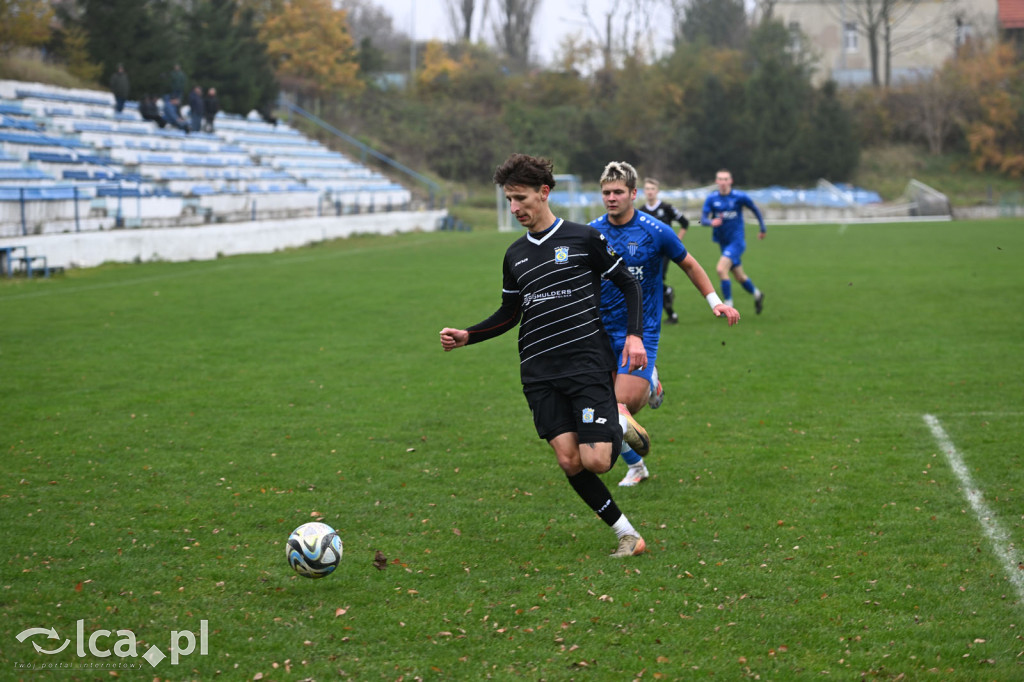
{"left": 741, "top": 279, "right": 755, "bottom": 294}
{"left": 621, "top": 442, "right": 642, "bottom": 466}
{"left": 721, "top": 279, "right": 732, "bottom": 301}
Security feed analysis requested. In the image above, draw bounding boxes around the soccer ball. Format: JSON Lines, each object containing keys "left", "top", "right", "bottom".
{"left": 286, "top": 522, "right": 343, "bottom": 578}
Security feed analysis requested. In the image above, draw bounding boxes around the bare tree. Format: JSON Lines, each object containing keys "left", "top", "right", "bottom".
{"left": 912, "top": 69, "right": 967, "bottom": 155}
{"left": 492, "top": 0, "right": 541, "bottom": 69}
{"left": 579, "top": 0, "right": 660, "bottom": 70}
{"left": 754, "top": 0, "right": 779, "bottom": 22}
{"left": 446, "top": 0, "right": 477, "bottom": 43}
{"left": 580, "top": 1, "right": 615, "bottom": 71}
{"left": 822, "top": 0, "right": 967, "bottom": 88}
{"left": 836, "top": 0, "right": 886, "bottom": 87}
{"left": 336, "top": 0, "right": 412, "bottom": 73}
{"left": 337, "top": 0, "right": 404, "bottom": 44}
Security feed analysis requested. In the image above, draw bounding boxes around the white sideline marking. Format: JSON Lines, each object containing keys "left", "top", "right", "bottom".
{"left": 923, "top": 414, "right": 1024, "bottom": 601}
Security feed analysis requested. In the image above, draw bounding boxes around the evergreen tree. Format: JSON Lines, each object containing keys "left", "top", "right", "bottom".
{"left": 567, "top": 109, "right": 620, "bottom": 178}
{"left": 801, "top": 81, "right": 859, "bottom": 182}
{"left": 233, "top": 5, "right": 279, "bottom": 114}
{"left": 183, "top": 0, "right": 239, "bottom": 92}
{"left": 182, "top": 0, "right": 277, "bottom": 114}
{"left": 678, "top": 0, "right": 749, "bottom": 50}
{"left": 684, "top": 73, "right": 749, "bottom": 182}
{"left": 744, "top": 21, "right": 812, "bottom": 184}
{"left": 73, "top": 0, "right": 181, "bottom": 98}
{"left": 745, "top": 56, "right": 806, "bottom": 184}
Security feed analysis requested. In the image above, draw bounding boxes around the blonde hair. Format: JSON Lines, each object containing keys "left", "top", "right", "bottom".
{"left": 643, "top": 177, "right": 660, "bottom": 188}
{"left": 599, "top": 161, "right": 639, "bottom": 192}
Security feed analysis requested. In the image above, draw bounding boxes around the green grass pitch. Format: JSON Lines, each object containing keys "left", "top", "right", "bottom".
{"left": 2, "top": 219, "right": 1022, "bottom": 679}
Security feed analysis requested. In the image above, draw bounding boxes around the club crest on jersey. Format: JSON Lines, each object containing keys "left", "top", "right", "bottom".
{"left": 627, "top": 241, "right": 639, "bottom": 256}
{"left": 554, "top": 246, "right": 570, "bottom": 263}
{"left": 582, "top": 407, "right": 595, "bottom": 423}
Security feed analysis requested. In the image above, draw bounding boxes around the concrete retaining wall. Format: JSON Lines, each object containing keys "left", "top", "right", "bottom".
{"left": 0, "top": 209, "right": 447, "bottom": 270}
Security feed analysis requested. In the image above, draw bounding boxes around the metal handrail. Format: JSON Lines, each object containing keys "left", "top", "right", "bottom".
{"left": 279, "top": 98, "right": 441, "bottom": 209}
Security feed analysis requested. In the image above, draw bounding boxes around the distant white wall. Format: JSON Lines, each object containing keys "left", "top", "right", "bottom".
{"left": 0, "top": 210, "right": 447, "bottom": 270}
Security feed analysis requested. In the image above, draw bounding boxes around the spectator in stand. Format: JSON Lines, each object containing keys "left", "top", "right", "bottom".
{"left": 110, "top": 64, "right": 130, "bottom": 113}
{"left": 187, "top": 85, "right": 205, "bottom": 133}
{"left": 203, "top": 87, "right": 219, "bottom": 132}
{"left": 139, "top": 95, "right": 166, "bottom": 128}
{"left": 168, "top": 64, "right": 186, "bottom": 100}
{"left": 162, "top": 95, "right": 189, "bottom": 133}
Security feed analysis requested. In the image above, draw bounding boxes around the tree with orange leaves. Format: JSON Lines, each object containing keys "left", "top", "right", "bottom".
{"left": 956, "top": 42, "right": 1024, "bottom": 177}
{"left": 0, "top": 0, "right": 52, "bottom": 57}
{"left": 260, "top": 0, "right": 364, "bottom": 99}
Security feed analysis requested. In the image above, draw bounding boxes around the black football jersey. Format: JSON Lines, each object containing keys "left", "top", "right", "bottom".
{"left": 467, "top": 219, "right": 642, "bottom": 383}
{"left": 641, "top": 200, "right": 689, "bottom": 230}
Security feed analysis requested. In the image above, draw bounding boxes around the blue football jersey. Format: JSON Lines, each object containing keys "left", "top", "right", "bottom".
{"left": 701, "top": 190, "right": 765, "bottom": 246}
{"left": 590, "top": 211, "right": 687, "bottom": 338}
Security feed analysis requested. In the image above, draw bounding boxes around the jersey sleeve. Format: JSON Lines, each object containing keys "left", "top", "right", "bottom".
{"left": 672, "top": 205, "right": 690, "bottom": 229}
{"left": 741, "top": 193, "right": 766, "bottom": 231}
{"left": 465, "top": 256, "right": 522, "bottom": 344}
{"left": 659, "top": 224, "right": 688, "bottom": 263}
{"left": 666, "top": 202, "right": 689, "bottom": 229}
{"left": 700, "top": 195, "right": 715, "bottom": 226}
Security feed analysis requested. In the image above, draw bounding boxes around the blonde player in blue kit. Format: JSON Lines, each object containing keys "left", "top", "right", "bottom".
{"left": 590, "top": 161, "right": 740, "bottom": 487}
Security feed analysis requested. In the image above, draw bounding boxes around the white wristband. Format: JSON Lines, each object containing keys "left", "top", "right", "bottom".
{"left": 705, "top": 292, "right": 723, "bottom": 310}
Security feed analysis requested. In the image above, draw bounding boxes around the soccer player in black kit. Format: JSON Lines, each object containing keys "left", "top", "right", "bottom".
{"left": 640, "top": 177, "right": 690, "bottom": 326}
{"left": 440, "top": 153, "right": 650, "bottom": 558}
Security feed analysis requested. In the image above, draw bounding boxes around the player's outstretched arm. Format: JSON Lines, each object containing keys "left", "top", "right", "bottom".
{"left": 439, "top": 328, "right": 469, "bottom": 351}
{"left": 676, "top": 254, "right": 740, "bottom": 326}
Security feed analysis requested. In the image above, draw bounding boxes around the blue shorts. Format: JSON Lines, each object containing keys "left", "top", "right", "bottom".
{"left": 610, "top": 336, "right": 658, "bottom": 392}
{"left": 720, "top": 240, "right": 745, "bottom": 268}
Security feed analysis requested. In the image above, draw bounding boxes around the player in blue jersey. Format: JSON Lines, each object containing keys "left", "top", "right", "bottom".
{"left": 640, "top": 177, "right": 690, "bottom": 326}
{"left": 591, "top": 161, "right": 740, "bottom": 487}
{"left": 701, "top": 169, "right": 767, "bottom": 314}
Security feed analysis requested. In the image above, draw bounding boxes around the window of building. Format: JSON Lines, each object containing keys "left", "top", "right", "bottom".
{"left": 956, "top": 18, "right": 973, "bottom": 47}
{"left": 843, "top": 21, "right": 859, "bottom": 52}
{"left": 788, "top": 21, "right": 802, "bottom": 53}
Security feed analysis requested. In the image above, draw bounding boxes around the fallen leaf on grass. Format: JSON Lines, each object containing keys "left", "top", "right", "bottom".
{"left": 373, "top": 550, "right": 387, "bottom": 570}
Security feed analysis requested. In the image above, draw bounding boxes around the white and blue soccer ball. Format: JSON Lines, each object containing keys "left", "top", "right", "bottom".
{"left": 286, "top": 522, "right": 343, "bottom": 578}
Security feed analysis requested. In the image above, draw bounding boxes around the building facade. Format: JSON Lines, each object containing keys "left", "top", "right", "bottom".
{"left": 770, "top": 0, "right": 1000, "bottom": 86}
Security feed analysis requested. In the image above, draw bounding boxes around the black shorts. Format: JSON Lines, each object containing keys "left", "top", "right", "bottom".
{"left": 522, "top": 371, "right": 621, "bottom": 445}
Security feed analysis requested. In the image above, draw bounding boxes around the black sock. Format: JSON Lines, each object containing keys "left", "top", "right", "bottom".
{"left": 566, "top": 469, "right": 622, "bottom": 527}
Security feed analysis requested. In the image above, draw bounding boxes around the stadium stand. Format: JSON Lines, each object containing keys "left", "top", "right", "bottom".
{"left": 0, "top": 79, "right": 414, "bottom": 246}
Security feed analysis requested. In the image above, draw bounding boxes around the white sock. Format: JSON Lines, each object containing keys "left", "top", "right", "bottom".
{"left": 618, "top": 412, "right": 629, "bottom": 435}
{"left": 612, "top": 514, "right": 637, "bottom": 538}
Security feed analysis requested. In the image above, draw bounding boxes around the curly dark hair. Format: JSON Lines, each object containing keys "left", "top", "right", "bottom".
{"left": 492, "top": 153, "right": 557, "bottom": 190}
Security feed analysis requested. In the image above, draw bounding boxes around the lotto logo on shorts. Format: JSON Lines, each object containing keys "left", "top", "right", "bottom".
{"left": 582, "top": 407, "right": 595, "bottom": 423}
{"left": 554, "top": 246, "right": 569, "bottom": 263}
